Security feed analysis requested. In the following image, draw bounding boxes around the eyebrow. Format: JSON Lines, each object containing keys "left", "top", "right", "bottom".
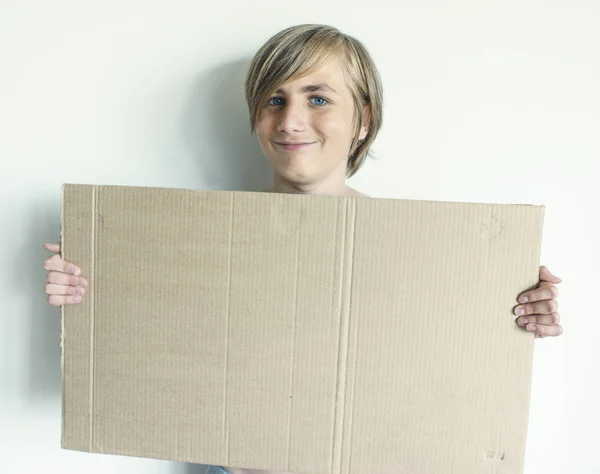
{"left": 275, "top": 83, "right": 338, "bottom": 95}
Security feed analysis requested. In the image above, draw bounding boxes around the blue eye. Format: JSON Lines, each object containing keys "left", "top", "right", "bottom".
{"left": 267, "top": 97, "right": 284, "bottom": 106}
{"left": 311, "top": 97, "right": 328, "bottom": 106}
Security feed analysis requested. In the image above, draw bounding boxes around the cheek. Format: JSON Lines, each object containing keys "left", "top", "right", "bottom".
{"left": 317, "top": 112, "right": 355, "bottom": 146}
{"left": 255, "top": 119, "right": 272, "bottom": 147}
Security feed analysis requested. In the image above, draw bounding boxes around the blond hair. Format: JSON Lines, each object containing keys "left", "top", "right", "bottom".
{"left": 245, "top": 24, "right": 383, "bottom": 178}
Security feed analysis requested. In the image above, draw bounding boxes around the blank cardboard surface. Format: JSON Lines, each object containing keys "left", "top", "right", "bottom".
{"left": 61, "top": 184, "right": 544, "bottom": 474}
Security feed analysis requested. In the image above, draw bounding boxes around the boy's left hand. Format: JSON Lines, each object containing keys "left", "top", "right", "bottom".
{"left": 515, "top": 266, "right": 563, "bottom": 338}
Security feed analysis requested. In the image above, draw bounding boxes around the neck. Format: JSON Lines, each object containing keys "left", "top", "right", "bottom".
{"left": 267, "top": 172, "right": 363, "bottom": 198}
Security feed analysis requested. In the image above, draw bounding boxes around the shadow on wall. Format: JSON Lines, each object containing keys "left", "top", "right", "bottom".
{"left": 182, "top": 464, "right": 208, "bottom": 474}
{"left": 182, "top": 57, "right": 273, "bottom": 193}
{"left": 26, "top": 199, "right": 63, "bottom": 400}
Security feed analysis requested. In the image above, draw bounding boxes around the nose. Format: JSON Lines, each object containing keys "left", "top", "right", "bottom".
{"left": 277, "top": 99, "right": 306, "bottom": 134}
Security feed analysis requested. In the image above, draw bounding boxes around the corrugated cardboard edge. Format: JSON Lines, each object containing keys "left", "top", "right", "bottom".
{"left": 88, "top": 185, "right": 97, "bottom": 453}
{"left": 60, "top": 184, "right": 65, "bottom": 448}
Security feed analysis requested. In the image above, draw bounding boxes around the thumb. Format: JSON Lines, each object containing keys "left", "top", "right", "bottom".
{"left": 539, "top": 265, "right": 562, "bottom": 284}
{"left": 43, "top": 243, "right": 61, "bottom": 254}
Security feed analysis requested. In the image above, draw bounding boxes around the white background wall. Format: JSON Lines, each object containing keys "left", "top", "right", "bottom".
{"left": 1, "top": 1, "right": 598, "bottom": 473}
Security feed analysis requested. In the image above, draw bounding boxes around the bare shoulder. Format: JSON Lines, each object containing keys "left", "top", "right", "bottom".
{"left": 346, "top": 186, "right": 369, "bottom": 197}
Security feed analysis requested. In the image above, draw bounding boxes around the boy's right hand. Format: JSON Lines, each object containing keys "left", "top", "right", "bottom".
{"left": 43, "top": 243, "right": 87, "bottom": 306}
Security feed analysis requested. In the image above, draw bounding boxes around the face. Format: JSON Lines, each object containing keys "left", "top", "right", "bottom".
{"left": 255, "top": 59, "right": 368, "bottom": 187}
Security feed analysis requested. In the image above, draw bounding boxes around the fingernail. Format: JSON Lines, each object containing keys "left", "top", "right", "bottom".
{"left": 516, "top": 307, "right": 525, "bottom": 316}
{"left": 74, "top": 287, "right": 81, "bottom": 296}
{"left": 518, "top": 296, "right": 528, "bottom": 304}
{"left": 73, "top": 268, "right": 81, "bottom": 276}
{"left": 527, "top": 324, "right": 536, "bottom": 332}
{"left": 519, "top": 317, "right": 528, "bottom": 325}
{"left": 73, "top": 296, "right": 82, "bottom": 303}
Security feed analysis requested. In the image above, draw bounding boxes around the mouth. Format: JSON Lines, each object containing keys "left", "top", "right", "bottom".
{"left": 274, "top": 141, "right": 316, "bottom": 151}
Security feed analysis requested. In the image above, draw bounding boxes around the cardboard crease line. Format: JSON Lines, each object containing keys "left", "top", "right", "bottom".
{"left": 286, "top": 200, "right": 302, "bottom": 471}
{"left": 223, "top": 192, "right": 235, "bottom": 464}
{"left": 89, "top": 184, "right": 98, "bottom": 452}
{"left": 345, "top": 200, "right": 358, "bottom": 474}
{"left": 329, "top": 200, "right": 342, "bottom": 474}
{"left": 333, "top": 199, "right": 357, "bottom": 474}
{"left": 331, "top": 200, "right": 348, "bottom": 474}
{"left": 343, "top": 200, "right": 357, "bottom": 474}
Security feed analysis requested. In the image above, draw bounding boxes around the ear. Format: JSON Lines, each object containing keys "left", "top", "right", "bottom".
{"left": 358, "top": 104, "right": 371, "bottom": 141}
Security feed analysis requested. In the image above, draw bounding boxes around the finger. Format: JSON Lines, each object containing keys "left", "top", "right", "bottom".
{"left": 514, "top": 298, "right": 558, "bottom": 317}
{"left": 45, "top": 283, "right": 86, "bottom": 297}
{"left": 517, "top": 312, "right": 560, "bottom": 327}
{"left": 539, "top": 265, "right": 562, "bottom": 284}
{"left": 43, "top": 243, "right": 61, "bottom": 253}
{"left": 48, "top": 294, "right": 83, "bottom": 306}
{"left": 44, "top": 255, "right": 82, "bottom": 276}
{"left": 47, "top": 270, "right": 87, "bottom": 287}
{"left": 518, "top": 282, "right": 558, "bottom": 303}
{"left": 525, "top": 322, "right": 564, "bottom": 338}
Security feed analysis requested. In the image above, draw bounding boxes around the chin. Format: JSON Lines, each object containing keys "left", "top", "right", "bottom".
{"left": 267, "top": 157, "right": 313, "bottom": 182}
{"left": 279, "top": 169, "right": 317, "bottom": 185}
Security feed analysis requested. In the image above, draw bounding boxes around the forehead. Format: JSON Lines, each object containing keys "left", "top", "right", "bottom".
{"left": 277, "top": 59, "right": 349, "bottom": 94}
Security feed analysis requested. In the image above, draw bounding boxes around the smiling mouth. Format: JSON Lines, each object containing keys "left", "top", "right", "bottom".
{"left": 274, "top": 141, "right": 315, "bottom": 150}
